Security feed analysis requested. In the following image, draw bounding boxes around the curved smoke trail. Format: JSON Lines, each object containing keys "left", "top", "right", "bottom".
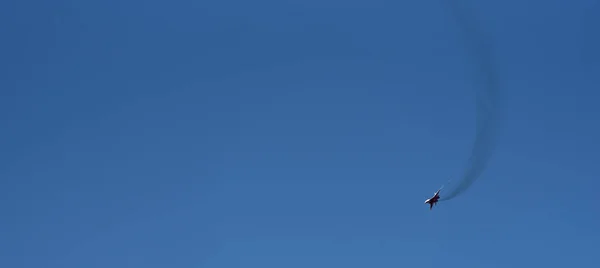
{"left": 439, "top": 0, "right": 501, "bottom": 201}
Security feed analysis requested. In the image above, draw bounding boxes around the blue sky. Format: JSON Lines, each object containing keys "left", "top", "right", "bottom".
{"left": 2, "top": 0, "right": 599, "bottom": 267}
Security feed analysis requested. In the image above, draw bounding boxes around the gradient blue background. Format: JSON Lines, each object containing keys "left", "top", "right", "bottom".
{"left": 2, "top": 0, "right": 599, "bottom": 267}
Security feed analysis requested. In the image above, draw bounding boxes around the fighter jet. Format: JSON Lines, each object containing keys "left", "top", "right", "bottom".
{"left": 424, "top": 189, "right": 441, "bottom": 210}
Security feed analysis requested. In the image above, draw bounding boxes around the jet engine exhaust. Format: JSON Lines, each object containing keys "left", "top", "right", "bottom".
{"left": 439, "top": 0, "right": 501, "bottom": 201}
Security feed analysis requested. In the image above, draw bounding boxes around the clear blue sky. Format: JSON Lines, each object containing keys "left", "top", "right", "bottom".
{"left": 2, "top": 1, "right": 599, "bottom": 267}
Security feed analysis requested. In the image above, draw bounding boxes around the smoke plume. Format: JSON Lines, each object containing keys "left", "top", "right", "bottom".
{"left": 439, "top": 0, "right": 501, "bottom": 201}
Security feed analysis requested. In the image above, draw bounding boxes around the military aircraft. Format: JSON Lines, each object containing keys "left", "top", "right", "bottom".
{"left": 424, "top": 189, "right": 441, "bottom": 210}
